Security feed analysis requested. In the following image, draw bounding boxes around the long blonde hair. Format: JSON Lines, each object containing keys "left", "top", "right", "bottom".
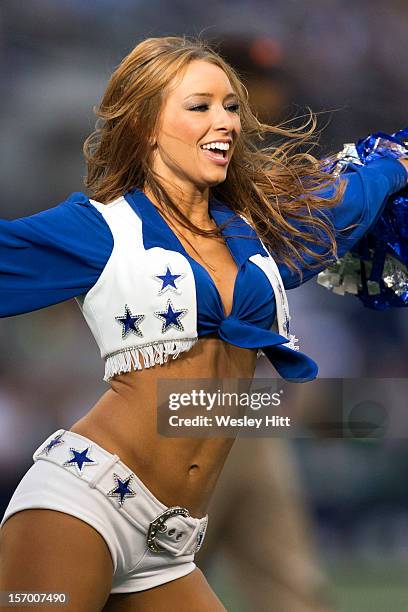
{"left": 83, "top": 36, "right": 348, "bottom": 280}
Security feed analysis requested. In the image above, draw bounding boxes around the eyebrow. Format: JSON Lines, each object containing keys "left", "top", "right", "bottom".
{"left": 184, "top": 92, "right": 238, "bottom": 100}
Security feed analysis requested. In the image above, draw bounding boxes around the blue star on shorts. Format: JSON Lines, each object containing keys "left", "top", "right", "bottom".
{"left": 38, "top": 432, "right": 65, "bottom": 456}
{"left": 63, "top": 446, "right": 98, "bottom": 475}
{"left": 107, "top": 473, "right": 137, "bottom": 507}
{"left": 154, "top": 299, "right": 188, "bottom": 333}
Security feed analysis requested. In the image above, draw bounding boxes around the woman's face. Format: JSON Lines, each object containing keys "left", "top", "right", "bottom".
{"left": 151, "top": 59, "right": 241, "bottom": 196}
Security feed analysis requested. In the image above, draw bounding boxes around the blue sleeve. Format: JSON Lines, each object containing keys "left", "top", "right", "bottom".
{"left": 280, "top": 157, "right": 408, "bottom": 289}
{"left": 0, "top": 192, "right": 114, "bottom": 317}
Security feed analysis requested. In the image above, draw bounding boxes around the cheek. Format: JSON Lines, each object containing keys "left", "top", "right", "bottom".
{"left": 162, "top": 111, "right": 202, "bottom": 148}
{"left": 179, "top": 118, "right": 204, "bottom": 148}
{"left": 234, "top": 116, "right": 242, "bottom": 135}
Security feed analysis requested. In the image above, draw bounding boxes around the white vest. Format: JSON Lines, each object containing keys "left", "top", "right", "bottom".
{"left": 75, "top": 196, "right": 296, "bottom": 381}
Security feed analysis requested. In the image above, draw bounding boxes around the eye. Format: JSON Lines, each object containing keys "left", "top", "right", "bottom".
{"left": 188, "top": 104, "right": 209, "bottom": 112}
{"left": 226, "top": 103, "right": 240, "bottom": 113}
{"left": 188, "top": 103, "right": 240, "bottom": 113}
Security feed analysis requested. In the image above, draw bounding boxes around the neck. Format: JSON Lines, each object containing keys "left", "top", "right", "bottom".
{"left": 144, "top": 178, "right": 213, "bottom": 228}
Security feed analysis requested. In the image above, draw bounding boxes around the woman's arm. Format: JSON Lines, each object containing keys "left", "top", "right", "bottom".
{"left": 279, "top": 156, "right": 408, "bottom": 289}
{"left": 0, "top": 193, "right": 114, "bottom": 317}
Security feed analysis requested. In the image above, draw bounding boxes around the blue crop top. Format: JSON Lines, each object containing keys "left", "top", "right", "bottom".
{"left": 0, "top": 157, "right": 407, "bottom": 383}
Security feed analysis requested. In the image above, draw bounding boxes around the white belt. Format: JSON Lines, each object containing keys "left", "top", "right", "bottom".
{"left": 33, "top": 429, "right": 208, "bottom": 557}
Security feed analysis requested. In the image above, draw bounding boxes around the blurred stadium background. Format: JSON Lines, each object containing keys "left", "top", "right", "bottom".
{"left": 0, "top": 1, "right": 408, "bottom": 610}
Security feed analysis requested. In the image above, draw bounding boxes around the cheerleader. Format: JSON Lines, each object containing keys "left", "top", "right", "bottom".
{"left": 0, "top": 36, "right": 407, "bottom": 611}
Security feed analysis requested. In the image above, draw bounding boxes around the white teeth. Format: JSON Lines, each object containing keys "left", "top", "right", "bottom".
{"left": 201, "top": 141, "right": 230, "bottom": 151}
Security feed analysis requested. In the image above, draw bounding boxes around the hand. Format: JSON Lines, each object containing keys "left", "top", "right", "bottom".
{"left": 397, "top": 157, "right": 408, "bottom": 181}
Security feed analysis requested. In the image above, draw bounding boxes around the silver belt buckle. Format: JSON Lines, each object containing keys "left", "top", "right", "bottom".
{"left": 147, "top": 506, "right": 190, "bottom": 553}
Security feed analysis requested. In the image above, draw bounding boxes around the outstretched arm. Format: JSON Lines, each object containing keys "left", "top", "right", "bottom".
{"left": 0, "top": 193, "right": 113, "bottom": 317}
{"left": 279, "top": 156, "right": 408, "bottom": 289}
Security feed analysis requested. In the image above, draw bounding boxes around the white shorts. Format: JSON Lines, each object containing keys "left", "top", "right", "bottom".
{"left": 0, "top": 429, "right": 208, "bottom": 594}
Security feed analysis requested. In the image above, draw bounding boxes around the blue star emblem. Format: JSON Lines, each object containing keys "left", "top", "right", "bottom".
{"left": 115, "top": 304, "right": 145, "bottom": 339}
{"left": 197, "top": 530, "right": 205, "bottom": 548}
{"left": 107, "top": 473, "right": 136, "bottom": 507}
{"left": 154, "top": 299, "right": 188, "bottom": 333}
{"left": 153, "top": 265, "right": 185, "bottom": 294}
{"left": 38, "top": 432, "right": 65, "bottom": 456}
{"left": 196, "top": 517, "right": 208, "bottom": 550}
{"left": 63, "top": 446, "right": 98, "bottom": 475}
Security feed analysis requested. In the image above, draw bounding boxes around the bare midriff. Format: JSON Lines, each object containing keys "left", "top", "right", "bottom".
{"left": 69, "top": 335, "right": 257, "bottom": 519}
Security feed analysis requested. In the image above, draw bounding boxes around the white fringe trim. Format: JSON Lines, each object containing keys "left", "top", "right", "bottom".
{"left": 103, "top": 337, "right": 198, "bottom": 381}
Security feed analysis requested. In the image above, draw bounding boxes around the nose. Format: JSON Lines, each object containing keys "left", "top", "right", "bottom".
{"left": 212, "top": 104, "right": 236, "bottom": 133}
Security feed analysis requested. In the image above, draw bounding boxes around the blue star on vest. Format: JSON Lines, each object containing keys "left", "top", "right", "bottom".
{"left": 107, "top": 473, "right": 137, "bottom": 507}
{"left": 63, "top": 446, "right": 98, "bottom": 475}
{"left": 154, "top": 299, "right": 188, "bottom": 333}
{"left": 38, "top": 431, "right": 65, "bottom": 457}
{"left": 115, "top": 304, "right": 145, "bottom": 339}
{"left": 153, "top": 265, "right": 185, "bottom": 294}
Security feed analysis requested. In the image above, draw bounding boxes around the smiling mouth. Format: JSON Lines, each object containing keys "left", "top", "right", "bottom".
{"left": 199, "top": 146, "right": 230, "bottom": 164}
{"left": 208, "top": 148, "right": 226, "bottom": 159}
{"left": 200, "top": 141, "right": 232, "bottom": 159}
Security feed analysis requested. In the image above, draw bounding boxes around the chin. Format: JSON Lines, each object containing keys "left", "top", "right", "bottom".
{"left": 202, "top": 171, "right": 228, "bottom": 188}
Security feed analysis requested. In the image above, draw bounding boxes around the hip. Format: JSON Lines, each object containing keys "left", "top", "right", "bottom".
{"left": 0, "top": 429, "right": 209, "bottom": 593}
